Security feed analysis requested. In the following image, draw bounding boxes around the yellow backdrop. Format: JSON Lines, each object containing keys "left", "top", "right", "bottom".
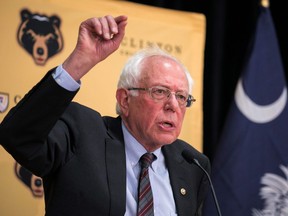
{"left": 0, "top": 0, "right": 205, "bottom": 215}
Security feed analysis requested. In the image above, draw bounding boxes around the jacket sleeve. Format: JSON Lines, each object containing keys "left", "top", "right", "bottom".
{"left": 0, "top": 68, "right": 78, "bottom": 176}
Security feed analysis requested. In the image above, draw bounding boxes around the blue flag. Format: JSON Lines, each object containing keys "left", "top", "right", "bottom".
{"left": 203, "top": 6, "right": 288, "bottom": 215}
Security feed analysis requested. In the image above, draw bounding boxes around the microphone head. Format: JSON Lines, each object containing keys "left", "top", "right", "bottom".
{"left": 181, "top": 149, "right": 196, "bottom": 164}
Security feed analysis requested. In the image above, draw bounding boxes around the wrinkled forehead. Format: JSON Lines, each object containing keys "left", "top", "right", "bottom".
{"left": 139, "top": 56, "right": 189, "bottom": 87}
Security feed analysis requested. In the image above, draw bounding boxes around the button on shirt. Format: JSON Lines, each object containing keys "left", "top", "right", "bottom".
{"left": 122, "top": 123, "right": 177, "bottom": 216}
{"left": 53, "top": 65, "right": 177, "bottom": 216}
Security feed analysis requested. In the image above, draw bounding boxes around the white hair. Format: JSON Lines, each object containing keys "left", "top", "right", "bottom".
{"left": 116, "top": 45, "right": 194, "bottom": 115}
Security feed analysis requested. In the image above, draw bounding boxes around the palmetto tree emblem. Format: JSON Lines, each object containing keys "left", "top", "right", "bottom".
{"left": 252, "top": 165, "right": 288, "bottom": 216}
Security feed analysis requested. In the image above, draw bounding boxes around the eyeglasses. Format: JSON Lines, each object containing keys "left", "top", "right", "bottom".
{"left": 127, "top": 86, "right": 196, "bottom": 107}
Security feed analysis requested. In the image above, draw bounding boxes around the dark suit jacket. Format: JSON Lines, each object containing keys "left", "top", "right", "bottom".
{"left": 0, "top": 70, "right": 210, "bottom": 216}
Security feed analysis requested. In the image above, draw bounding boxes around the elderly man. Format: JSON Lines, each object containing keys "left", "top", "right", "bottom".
{"left": 0, "top": 15, "right": 210, "bottom": 216}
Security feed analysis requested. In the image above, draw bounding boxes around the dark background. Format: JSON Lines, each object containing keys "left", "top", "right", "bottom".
{"left": 126, "top": 0, "right": 288, "bottom": 162}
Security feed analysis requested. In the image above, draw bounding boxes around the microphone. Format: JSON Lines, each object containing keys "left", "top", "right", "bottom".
{"left": 182, "top": 150, "right": 222, "bottom": 216}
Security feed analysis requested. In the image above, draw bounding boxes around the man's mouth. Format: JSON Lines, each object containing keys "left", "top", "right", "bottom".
{"left": 160, "top": 121, "right": 175, "bottom": 128}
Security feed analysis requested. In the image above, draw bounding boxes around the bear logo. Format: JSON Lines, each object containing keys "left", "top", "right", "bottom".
{"left": 15, "top": 163, "right": 44, "bottom": 198}
{"left": 17, "top": 9, "right": 63, "bottom": 66}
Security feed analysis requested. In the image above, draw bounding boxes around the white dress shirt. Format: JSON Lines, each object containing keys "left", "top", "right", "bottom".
{"left": 122, "top": 122, "right": 177, "bottom": 216}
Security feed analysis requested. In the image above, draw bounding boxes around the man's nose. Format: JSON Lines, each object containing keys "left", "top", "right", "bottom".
{"left": 164, "top": 93, "right": 178, "bottom": 111}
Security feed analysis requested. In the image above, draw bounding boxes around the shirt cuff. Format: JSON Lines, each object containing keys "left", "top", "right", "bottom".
{"left": 52, "top": 65, "right": 81, "bottom": 91}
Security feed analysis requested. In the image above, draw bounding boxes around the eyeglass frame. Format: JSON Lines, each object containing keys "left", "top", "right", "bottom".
{"left": 127, "top": 86, "right": 196, "bottom": 107}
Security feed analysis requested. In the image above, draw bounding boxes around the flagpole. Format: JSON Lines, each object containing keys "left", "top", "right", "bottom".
{"left": 261, "top": 0, "right": 269, "bottom": 8}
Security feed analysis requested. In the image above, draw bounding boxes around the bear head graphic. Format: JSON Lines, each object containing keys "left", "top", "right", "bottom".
{"left": 17, "top": 9, "right": 64, "bottom": 66}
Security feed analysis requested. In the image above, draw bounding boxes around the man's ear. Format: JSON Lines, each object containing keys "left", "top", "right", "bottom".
{"left": 116, "top": 88, "right": 129, "bottom": 116}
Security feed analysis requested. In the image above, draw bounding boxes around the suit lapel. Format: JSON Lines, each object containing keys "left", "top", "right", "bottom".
{"left": 163, "top": 144, "right": 197, "bottom": 216}
{"left": 104, "top": 116, "right": 126, "bottom": 216}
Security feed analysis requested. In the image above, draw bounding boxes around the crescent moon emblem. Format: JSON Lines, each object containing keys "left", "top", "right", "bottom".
{"left": 235, "top": 79, "right": 287, "bottom": 123}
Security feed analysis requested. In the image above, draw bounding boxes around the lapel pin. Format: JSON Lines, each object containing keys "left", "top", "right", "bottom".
{"left": 180, "top": 188, "right": 186, "bottom": 196}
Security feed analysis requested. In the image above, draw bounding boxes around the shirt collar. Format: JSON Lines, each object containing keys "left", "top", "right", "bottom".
{"left": 121, "top": 122, "right": 161, "bottom": 171}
